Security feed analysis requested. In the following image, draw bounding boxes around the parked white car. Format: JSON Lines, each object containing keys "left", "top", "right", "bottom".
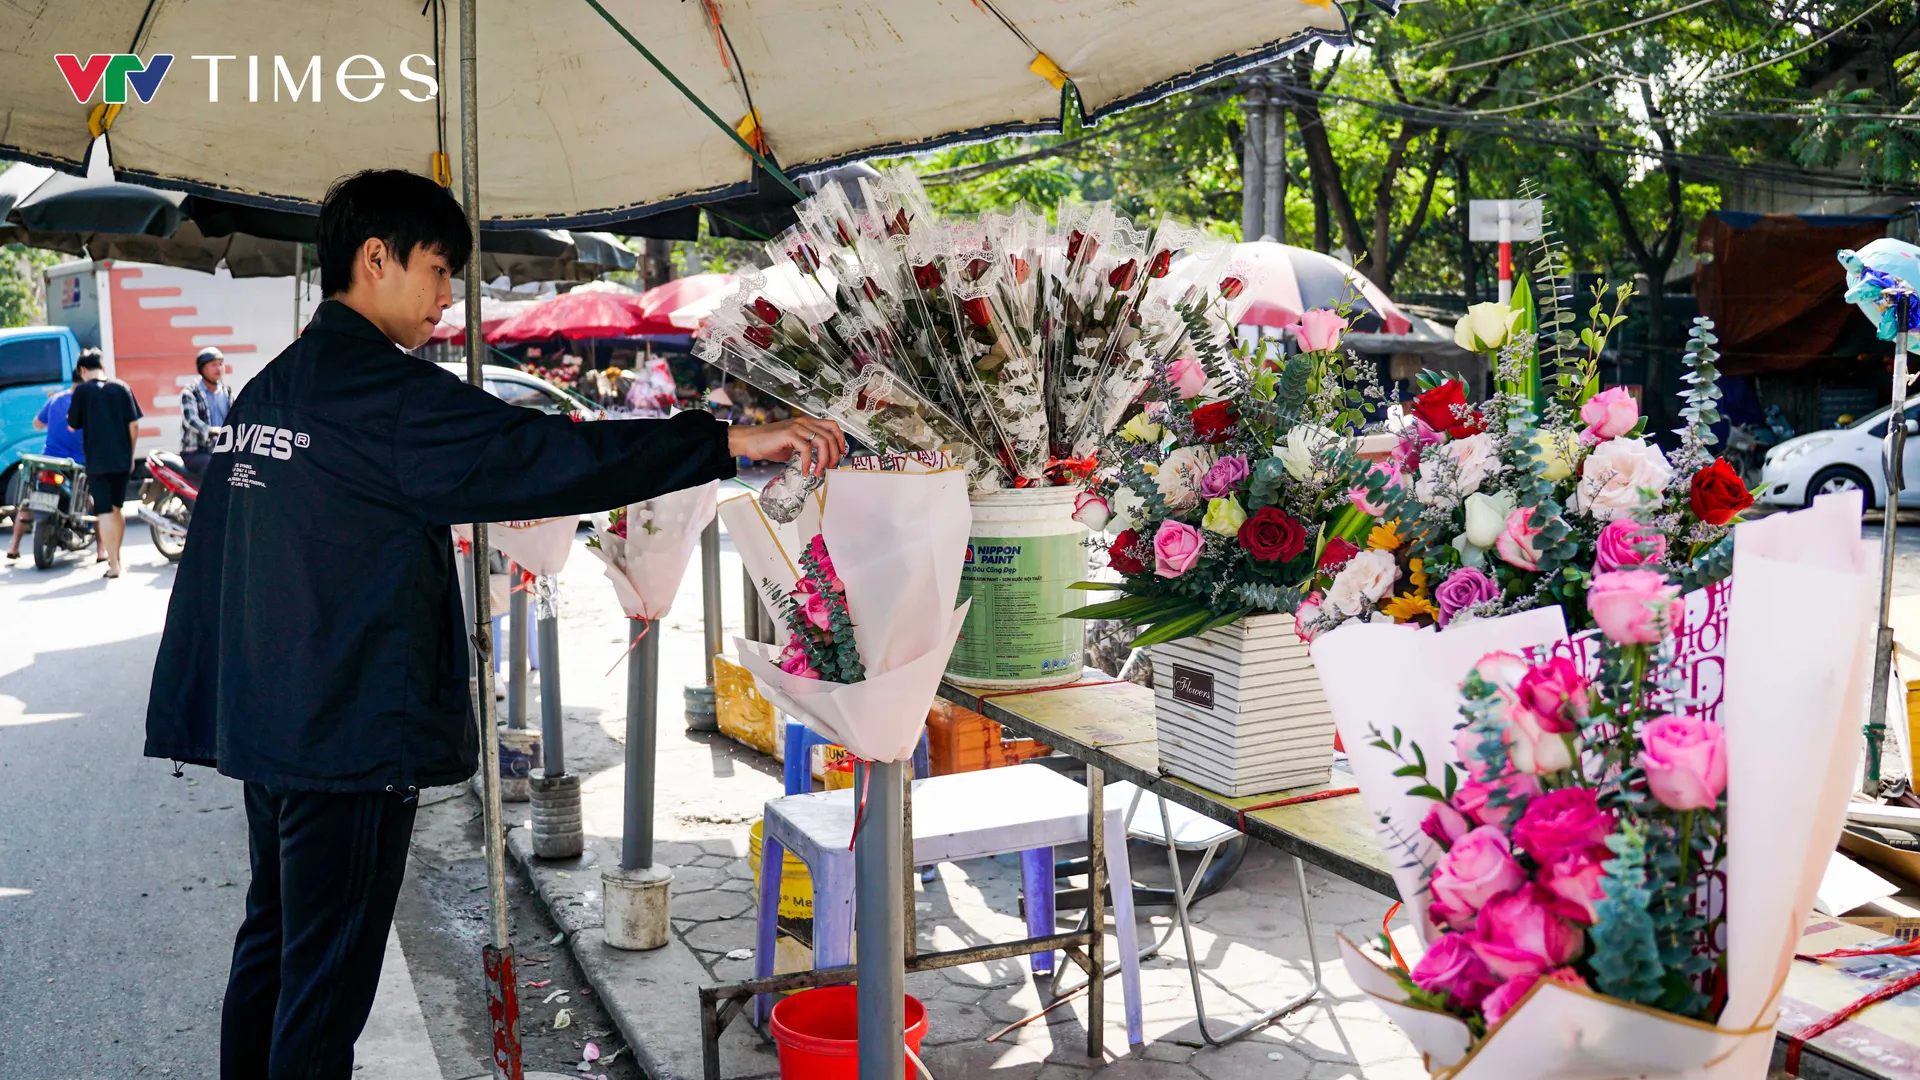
{"left": 434, "top": 361, "right": 600, "bottom": 419}
{"left": 1755, "top": 402, "right": 1916, "bottom": 510}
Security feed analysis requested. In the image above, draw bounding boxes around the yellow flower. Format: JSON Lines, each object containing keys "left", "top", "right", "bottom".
{"left": 1201, "top": 495, "right": 1247, "bottom": 537}
{"left": 1381, "top": 589, "right": 1440, "bottom": 622}
{"left": 1532, "top": 430, "right": 1576, "bottom": 482}
{"left": 1368, "top": 519, "right": 1404, "bottom": 552}
{"left": 1408, "top": 557, "right": 1429, "bottom": 590}
{"left": 1121, "top": 413, "right": 1165, "bottom": 444}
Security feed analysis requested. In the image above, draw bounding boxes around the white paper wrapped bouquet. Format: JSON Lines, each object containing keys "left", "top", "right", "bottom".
{"left": 1314, "top": 494, "right": 1876, "bottom": 1078}
{"left": 725, "top": 463, "right": 972, "bottom": 764}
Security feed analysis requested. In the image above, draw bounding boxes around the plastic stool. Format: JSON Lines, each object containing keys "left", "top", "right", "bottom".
{"left": 780, "top": 715, "right": 929, "bottom": 795}
{"left": 754, "top": 764, "right": 1144, "bottom": 1047}
{"left": 781, "top": 717, "right": 936, "bottom": 886}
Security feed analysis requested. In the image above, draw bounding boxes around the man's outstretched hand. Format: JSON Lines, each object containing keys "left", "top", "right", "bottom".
{"left": 726, "top": 416, "right": 847, "bottom": 476}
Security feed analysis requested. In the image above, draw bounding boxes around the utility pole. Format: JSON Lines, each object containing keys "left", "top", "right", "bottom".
{"left": 1240, "top": 73, "right": 1267, "bottom": 243}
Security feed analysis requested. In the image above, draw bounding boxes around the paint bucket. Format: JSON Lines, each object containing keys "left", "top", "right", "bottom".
{"left": 944, "top": 486, "right": 1088, "bottom": 689}
{"left": 770, "top": 986, "right": 928, "bottom": 1080}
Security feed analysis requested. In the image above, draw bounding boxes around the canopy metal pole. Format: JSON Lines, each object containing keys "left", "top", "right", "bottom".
{"left": 1868, "top": 293, "right": 1911, "bottom": 789}
{"left": 538, "top": 594, "right": 566, "bottom": 775}
{"left": 702, "top": 521, "right": 723, "bottom": 682}
{"left": 855, "top": 760, "right": 907, "bottom": 1080}
{"left": 508, "top": 573, "right": 529, "bottom": 729}
{"left": 623, "top": 618, "right": 661, "bottom": 870}
{"left": 459, "top": 0, "right": 523, "bottom": 1074}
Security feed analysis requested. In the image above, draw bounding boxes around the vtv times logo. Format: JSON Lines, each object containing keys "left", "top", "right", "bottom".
{"left": 55, "top": 54, "right": 174, "bottom": 104}
{"left": 56, "top": 53, "right": 438, "bottom": 105}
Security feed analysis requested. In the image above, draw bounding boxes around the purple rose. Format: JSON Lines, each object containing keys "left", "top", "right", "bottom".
{"left": 1198, "top": 454, "right": 1250, "bottom": 500}
{"left": 1435, "top": 566, "right": 1500, "bottom": 627}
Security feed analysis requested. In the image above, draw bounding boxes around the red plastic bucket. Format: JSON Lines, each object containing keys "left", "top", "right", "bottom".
{"left": 769, "top": 986, "right": 929, "bottom": 1080}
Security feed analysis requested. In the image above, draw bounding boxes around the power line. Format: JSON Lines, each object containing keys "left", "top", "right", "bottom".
{"left": 1699, "top": 0, "right": 1895, "bottom": 83}
{"left": 1401, "top": 0, "right": 1616, "bottom": 59}
{"left": 1433, "top": 0, "right": 1720, "bottom": 76}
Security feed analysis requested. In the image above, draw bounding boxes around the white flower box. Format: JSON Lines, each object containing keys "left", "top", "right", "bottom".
{"left": 1150, "top": 612, "right": 1336, "bottom": 797}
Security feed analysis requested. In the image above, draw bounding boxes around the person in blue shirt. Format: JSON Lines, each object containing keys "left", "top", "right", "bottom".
{"left": 6, "top": 366, "right": 99, "bottom": 562}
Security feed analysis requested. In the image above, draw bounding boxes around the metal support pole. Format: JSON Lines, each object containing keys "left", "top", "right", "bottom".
{"left": 458, "top": 0, "right": 521, "bottom": 1074}
{"left": 686, "top": 519, "right": 723, "bottom": 729}
{"left": 624, "top": 619, "right": 661, "bottom": 871}
{"left": 701, "top": 520, "right": 724, "bottom": 680}
{"left": 1869, "top": 295, "right": 1911, "bottom": 789}
{"left": 508, "top": 573, "right": 528, "bottom": 729}
{"left": 854, "top": 760, "right": 906, "bottom": 1080}
{"left": 1239, "top": 82, "right": 1266, "bottom": 244}
{"left": 537, "top": 599, "right": 565, "bottom": 776}
{"left": 1261, "top": 72, "right": 1286, "bottom": 244}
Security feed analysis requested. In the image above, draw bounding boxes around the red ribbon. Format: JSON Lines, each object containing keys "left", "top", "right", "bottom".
{"left": 603, "top": 616, "right": 653, "bottom": 677}
{"left": 1235, "top": 786, "right": 1359, "bottom": 832}
{"left": 1784, "top": 966, "right": 1920, "bottom": 1075}
{"left": 1382, "top": 901, "right": 1409, "bottom": 973}
{"left": 1043, "top": 455, "right": 1100, "bottom": 483}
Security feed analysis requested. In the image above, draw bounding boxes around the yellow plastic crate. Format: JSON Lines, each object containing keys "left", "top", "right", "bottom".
{"left": 748, "top": 819, "right": 813, "bottom": 922}
{"left": 715, "top": 653, "right": 778, "bottom": 758}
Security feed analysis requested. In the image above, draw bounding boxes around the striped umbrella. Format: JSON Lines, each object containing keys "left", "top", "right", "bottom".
{"left": 1182, "top": 240, "right": 1414, "bottom": 336}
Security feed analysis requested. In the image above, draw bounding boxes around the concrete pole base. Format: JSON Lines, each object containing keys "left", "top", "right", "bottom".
{"left": 602, "top": 864, "right": 673, "bottom": 951}
{"left": 496, "top": 727, "right": 540, "bottom": 803}
{"left": 683, "top": 683, "right": 718, "bottom": 731}
{"left": 527, "top": 769, "right": 583, "bottom": 859}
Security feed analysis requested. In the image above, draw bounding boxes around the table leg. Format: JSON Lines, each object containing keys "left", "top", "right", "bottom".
{"left": 1086, "top": 765, "right": 1105, "bottom": 1059}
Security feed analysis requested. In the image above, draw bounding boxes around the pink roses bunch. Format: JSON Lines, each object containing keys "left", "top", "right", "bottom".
{"left": 1386, "top": 566, "right": 1730, "bottom": 1036}
{"left": 771, "top": 534, "right": 867, "bottom": 684}
{"left": 1416, "top": 787, "right": 1613, "bottom": 1022}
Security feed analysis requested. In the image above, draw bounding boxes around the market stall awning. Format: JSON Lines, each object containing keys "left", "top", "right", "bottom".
{"left": 635, "top": 274, "right": 733, "bottom": 335}
{"left": 429, "top": 294, "right": 547, "bottom": 344}
{"left": 0, "top": 1, "right": 1350, "bottom": 228}
{"left": 488, "top": 289, "right": 654, "bottom": 343}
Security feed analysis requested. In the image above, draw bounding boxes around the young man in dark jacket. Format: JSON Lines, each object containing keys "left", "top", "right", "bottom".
{"left": 144, "top": 169, "right": 842, "bottom": 1080}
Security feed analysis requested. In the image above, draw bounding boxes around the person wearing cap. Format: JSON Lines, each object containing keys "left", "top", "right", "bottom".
{"left": 181, "top": 346, "right": 233, "bottom": 482}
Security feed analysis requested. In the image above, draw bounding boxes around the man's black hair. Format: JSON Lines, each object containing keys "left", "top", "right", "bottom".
{"left": 76, "top": 348, "right": 104, "bottom": 372}
{"left": 316, "top": 169, "right": 472, "bottom": 296}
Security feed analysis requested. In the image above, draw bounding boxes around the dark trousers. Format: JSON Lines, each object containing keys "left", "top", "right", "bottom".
{"left": 221, "top": 784, "right": 417, "bottom": 1080}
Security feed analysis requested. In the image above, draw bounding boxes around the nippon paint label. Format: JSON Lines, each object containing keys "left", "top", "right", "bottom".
{"left": 947, "top": 532, "right": 1087, "bottom": 682}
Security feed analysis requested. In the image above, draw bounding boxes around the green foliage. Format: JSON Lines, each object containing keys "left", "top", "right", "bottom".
{"left": 1590, "top": 820, "right": 1667, "bottom": 1006}
{"left": 0, "top": 244, "right": 60, "bottom": 329}
{"left": 1674, "top": 317, "right": 1724, "bottom": 471}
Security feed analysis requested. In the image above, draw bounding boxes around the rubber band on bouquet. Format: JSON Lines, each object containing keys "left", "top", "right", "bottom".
{"left": 1784, "top": 937, "right": 1920, "bottom": 1073}
{"left": 605, "top": 616, "right": 653, "bottom": 676}
{"left": 532, "top": 574, "right": 559, "bottom": 621}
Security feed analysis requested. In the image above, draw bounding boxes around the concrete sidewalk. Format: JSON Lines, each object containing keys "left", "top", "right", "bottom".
{"left": 505, "top": 525, "right": 1427, "bottom": 1080}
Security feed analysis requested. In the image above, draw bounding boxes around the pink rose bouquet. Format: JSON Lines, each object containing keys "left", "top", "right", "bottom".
{"left": 1352, "top": 564, "right": 1735, "bottom": 1050}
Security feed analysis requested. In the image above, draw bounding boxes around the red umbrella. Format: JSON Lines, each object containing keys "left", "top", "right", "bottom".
{"left": 487, "top": 290, "right": 651, "bottom": 343}
{"left": 632, "top": 273, "right": 734, "bottom": 335}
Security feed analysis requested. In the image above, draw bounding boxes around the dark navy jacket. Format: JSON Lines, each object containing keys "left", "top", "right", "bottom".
{"left": 145, "top": 300, "right": 735, "bottom": 792}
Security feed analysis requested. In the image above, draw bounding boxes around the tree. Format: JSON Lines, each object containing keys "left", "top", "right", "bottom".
{"left": 0, "top": 244, "right": 59, "bottom": 328}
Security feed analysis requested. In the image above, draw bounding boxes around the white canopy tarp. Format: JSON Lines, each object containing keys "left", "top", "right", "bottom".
{"left": 2, "top": 0, "right": 1349, "bottom": 227}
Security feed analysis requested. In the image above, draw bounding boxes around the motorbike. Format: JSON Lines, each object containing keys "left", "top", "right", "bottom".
{"left": 15, "top": 452, "right": 96, "bottom": 570}
{"left": 137, "top": 449, "right": 197, "bottom": 562}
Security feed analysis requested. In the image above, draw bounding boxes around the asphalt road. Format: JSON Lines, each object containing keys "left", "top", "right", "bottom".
{"left": 0, "top": 524, "right": 641, "bottom": 1080}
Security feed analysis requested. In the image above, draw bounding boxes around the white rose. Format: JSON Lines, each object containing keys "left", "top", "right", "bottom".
{"left": 1275, "top": 424, "right": 1339, "bottom": 481}
{"left": 1462, "top": 490, "right": 1517, "bottom": 548}
{"left": 1413, "top": 433, "right": 1501, "bottom": 508}
{"left": 1107, "top": 486, "right": 1143, "bottom": 533}
{"left": 1572, "top": 437, "right": 1673, "bottom": 522}
{"left": 1071, "top": 492, "right": 1110, "bottom": 532}
{"left": 1325, "top": 549, "right": 1399, "bottom": 617}
{"left": 1453, "top": 301, "right": 1522, "bottom": 353}
{"left": 1155, "top": 446, "right": 1216, "bottom": 512}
